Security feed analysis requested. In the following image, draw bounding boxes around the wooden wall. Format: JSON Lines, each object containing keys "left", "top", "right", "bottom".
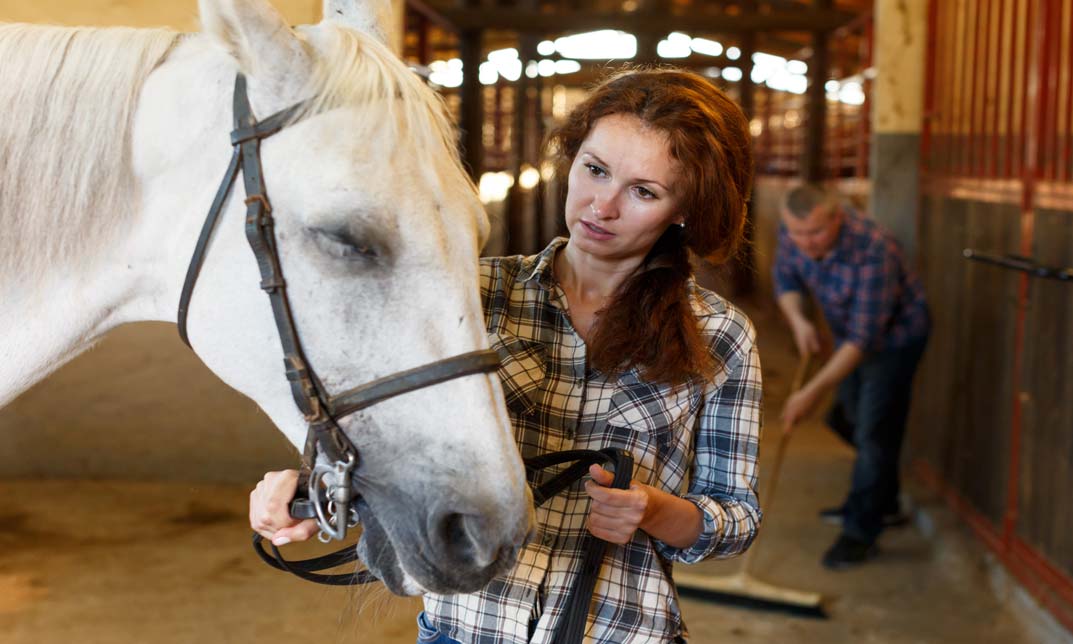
{"left": 914, "top": 0, "right": 1073, "bottom": 629}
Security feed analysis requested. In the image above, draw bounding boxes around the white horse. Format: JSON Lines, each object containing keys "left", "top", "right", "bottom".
{"left": 0, "top": 0, "right": 532, "bottom": 596}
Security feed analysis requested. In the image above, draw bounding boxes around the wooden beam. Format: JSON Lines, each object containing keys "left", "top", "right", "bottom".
{"left": 801, "top": 0, "right": 831, "bottom": 182}
{"left": 406, "top": 0, "right": 459, "bottom": 33}
{"left": 436, "top": 7, "right": 855, "bottom": 33}
{"left": 458, "top": 29, "right": 484, "bottom": 179}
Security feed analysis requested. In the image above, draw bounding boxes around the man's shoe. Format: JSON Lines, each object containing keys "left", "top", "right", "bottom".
{"left": 821, "top": 534, "right": 878, "bottom": 570}
{"left": 817, "top": 506, "right": 911, "bottom": 528}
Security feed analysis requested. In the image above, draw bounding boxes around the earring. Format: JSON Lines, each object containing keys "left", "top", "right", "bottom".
{"left": 677, "top": 221, "right": 686, "bottom": 228}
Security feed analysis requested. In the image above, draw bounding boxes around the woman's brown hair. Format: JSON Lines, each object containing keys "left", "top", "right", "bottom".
{"left": 547, "top": 68, "right": 754, "bottom": 385}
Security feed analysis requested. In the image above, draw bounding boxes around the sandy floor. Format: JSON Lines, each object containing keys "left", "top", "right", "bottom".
{"left": 0, "top": 301, "right": 1059, "bottom": 644}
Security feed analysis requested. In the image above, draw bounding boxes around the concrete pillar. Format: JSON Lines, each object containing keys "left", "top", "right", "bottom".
{"left": 870, "top": 0, "right": 927, "bottom": 257}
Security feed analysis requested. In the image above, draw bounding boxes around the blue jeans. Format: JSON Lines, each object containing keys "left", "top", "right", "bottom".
{"left": 417, "top": 611, "right": 461, "bottom": 644}
{"left": 826, "top": 337, "right": 927, "bottom": 543}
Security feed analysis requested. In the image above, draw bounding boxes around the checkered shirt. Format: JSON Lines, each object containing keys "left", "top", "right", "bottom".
{"left": 423, "top": 238, "right": 763, "bottom": 644}
{"left": 773, "top": 208, "right": 930, "bottom": 352}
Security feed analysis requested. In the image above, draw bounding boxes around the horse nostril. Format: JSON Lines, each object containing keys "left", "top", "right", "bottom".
{"left": 435, "top": 512, "right": 511, "bottom": 569}
{"left": 440, "top": 512, "right": 470, "bottom": 553}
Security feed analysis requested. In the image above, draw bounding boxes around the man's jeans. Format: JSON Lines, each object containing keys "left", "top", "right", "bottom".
{"left": 417, "top": 612, "right": 461, "bottom": 644}
{"left": 826, "top": 337, "right": 927, "bottom": 543}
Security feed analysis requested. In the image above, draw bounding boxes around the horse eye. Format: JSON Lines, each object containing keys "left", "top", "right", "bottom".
{"left": 311, "top": 228, "right": 381, "bottom": 263}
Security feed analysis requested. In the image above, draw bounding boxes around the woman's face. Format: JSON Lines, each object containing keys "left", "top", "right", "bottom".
{"left": 563, "top": 114, "right": 683, "bottom": 263}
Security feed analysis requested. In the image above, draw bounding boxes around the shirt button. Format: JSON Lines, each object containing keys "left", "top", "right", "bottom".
{"left": 543, "top": 533, "right": 555, "bottom": 547}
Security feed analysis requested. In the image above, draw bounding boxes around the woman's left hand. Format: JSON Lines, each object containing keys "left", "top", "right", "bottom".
{"left": 584, "top": 464, "right": 651, "bottom": 544}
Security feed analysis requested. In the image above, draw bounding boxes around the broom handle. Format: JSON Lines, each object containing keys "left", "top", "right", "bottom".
{"left": 737, "top": 353, "right": 811, "bottom": 574}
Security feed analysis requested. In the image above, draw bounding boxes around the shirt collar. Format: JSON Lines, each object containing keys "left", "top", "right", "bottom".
{"left": 521, "top": 237, "right": 568, "bottom": 291}
{"left": 521, "top": 237, "right": 726, "bottom": 319}
{"left": 823, "top": 206, "right": 860, "bottom": 264}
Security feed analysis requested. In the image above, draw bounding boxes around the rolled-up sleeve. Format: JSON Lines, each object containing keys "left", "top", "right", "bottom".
{"left": 653, "top": 317, "right": 763, "bottom": 563}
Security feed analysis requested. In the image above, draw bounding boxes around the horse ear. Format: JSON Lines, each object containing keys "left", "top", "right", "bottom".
{"left": 199, "top": 0, "right": 314, "bottom": 100}
{"left": 322, "top": 0, "right": 400, "bottom": 52}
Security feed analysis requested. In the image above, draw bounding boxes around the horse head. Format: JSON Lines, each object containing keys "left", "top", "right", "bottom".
{"left": 131, "top": 0, "right": 532, "bottom": 595}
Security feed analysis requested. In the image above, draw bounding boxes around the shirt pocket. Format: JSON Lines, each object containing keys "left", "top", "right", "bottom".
{"left": 605, "top": 373, "right": 700, "bottom": 459}
{"left": 825, "top": 264, "right": 856, "bottom": 306}
{"left": 489, "top": 332, "right": 546, "bottom": 417}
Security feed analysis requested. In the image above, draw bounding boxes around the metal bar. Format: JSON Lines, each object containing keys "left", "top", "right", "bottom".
{"left": 936, "top": 0, "right": 953, "bottom": 176}
{"left": 956, "top": 0, "right": 972, "bottom": 175}
{"left": 987, "top": 0, "right": 1002, "bottom": 177}
{"left": 1003, "top": 0, "right": 1017, "bottom": 178}
{"left": 963, "top": 249, "right": 1073, "bottom": 281}
{"left": 922, "top": 0, "right": 937, "bottom": 179}
{"left": 979, "top": 0, "right": 993, "bottom": 177}
{"left": 1007, "top": 0, "right": 1054, "bottom": 553}
{"left": 1060, "top": 0, "right": 1072, "bottom": 183}
{"left": 1017, "top": 0, "right": 1034, "bottom": 178}
{"left": 968, "top": 0, "right": 983, "bottom": 176}
{"left": 1041, "top": 0, "right": 1060, "bottom": 181}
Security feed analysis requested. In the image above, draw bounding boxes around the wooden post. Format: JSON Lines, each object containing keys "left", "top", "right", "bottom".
{"left": 802, "top": 0, "right": 831, "bottom": 182}
{"left": 458, "top": 28, "right": 484, "bottom": 180}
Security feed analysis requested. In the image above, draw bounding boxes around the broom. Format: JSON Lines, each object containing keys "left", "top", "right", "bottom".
{"left": 673, "top": 354, "right": 827, "bottom": 618}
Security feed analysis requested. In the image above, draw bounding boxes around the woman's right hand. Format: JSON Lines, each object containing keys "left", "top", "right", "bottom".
{"left": 249, "top": 469, "right": 319, "bottom": 545}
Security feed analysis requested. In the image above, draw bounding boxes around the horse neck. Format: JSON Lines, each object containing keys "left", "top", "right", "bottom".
{"left": 0, "top": 237, "right": 147, "bottom": 407}
{"left": 0, "top": 37, "right": 240, "bottom": 408}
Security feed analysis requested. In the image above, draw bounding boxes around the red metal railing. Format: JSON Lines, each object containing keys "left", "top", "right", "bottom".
{"left": 922, "top": 0, "right": 1073, "bottom": 634}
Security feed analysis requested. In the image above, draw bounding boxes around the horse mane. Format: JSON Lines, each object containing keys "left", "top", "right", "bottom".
{"left": 0, "top": 23, "right": 180, "bottom": 283}
{"left": 0, "top": 21, "right": 475, "bottom": 287}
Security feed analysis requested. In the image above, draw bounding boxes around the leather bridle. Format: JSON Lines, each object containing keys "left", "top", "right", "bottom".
{"left": 176, "top": 74, "right": 499, "bottom": 542}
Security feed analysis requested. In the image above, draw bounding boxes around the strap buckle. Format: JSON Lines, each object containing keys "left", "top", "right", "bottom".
{"left": 308, "top": 454, "right": 359, "bottom": 542}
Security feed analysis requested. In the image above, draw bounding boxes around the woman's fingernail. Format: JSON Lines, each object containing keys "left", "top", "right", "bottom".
{"left": 272, "top": 536, "right": 291, "bottom": 546}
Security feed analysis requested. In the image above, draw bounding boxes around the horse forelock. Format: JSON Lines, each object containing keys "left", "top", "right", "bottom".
{"left": 0, "top": 23, "right": 179, "bottom": 286}
{"left": 297, "top": 24, "right": 476, "bottom": 197}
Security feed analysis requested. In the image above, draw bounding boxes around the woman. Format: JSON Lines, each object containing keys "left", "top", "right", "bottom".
{"left": 250, "top": 68, "right": 762, "bottom": 643}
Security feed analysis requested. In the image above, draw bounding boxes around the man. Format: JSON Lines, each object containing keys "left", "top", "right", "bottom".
{"left": 774, "top": 183, "right": 929, "bottom": 570}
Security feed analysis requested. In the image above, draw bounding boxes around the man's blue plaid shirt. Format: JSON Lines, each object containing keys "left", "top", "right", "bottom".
{"left": 774, "top": 209, "right": 930, "bottom": 352}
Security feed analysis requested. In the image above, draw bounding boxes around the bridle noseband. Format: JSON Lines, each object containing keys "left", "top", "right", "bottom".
{"left": 176, "top": 74, "right": 499, "bottom": 542}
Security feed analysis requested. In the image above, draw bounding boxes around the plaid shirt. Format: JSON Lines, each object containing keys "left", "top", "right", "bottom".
{"left": 773, "top": 209, "right": 930, "bottom": 352}
{"left": 424, "top": 238, "right": 763, "bottom": 644}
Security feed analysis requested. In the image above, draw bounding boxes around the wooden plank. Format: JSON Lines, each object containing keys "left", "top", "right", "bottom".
{"left": 435, "top": 7, "right": 855, "bottom": 33}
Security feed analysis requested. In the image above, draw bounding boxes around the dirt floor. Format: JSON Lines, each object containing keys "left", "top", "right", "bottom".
{"left": 0, "top": 300, "right": 1066, "bottom": 644}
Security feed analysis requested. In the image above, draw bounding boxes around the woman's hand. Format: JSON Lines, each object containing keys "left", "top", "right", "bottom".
{"left": 249, "top": 469, "right": 318, "bottom": 546}
{"left": 584, "top": 464, "right": 651, "bottom": 544}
